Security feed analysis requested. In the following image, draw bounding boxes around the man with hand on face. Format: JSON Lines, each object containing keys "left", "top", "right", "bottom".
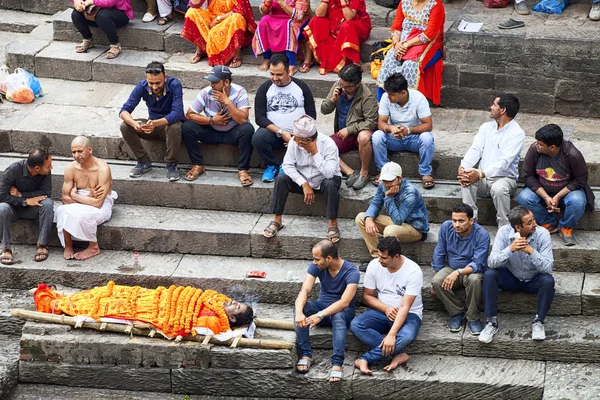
{"left": 356, "top": 161, "right": 429, "bottom": 258}
{"left": 120, "top": 61, "right": 185, "bottom": 182}
{"left": 182, "top": 65, "right": 255, "bottom": 187}
{"left": 252, "top": 52, "right": 316, "bottom": 183}
{"left": 294, "top": 240, "right": 360, "bottom": 383}
{"left": 351, "top": 236, "right": 423, "bottom": 375}
{"left": 263, "top": 115, "right": 342, "bottom": 242}
{"left": 431, "top": 203, "right": 490, "bottom": 335}
{"left": 480, "top": 205, "right": 554, "bottom": 344}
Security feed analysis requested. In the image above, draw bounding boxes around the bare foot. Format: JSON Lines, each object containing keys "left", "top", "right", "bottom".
{"left": 383, "top": 352, "right": 410, "bottom": 372}
{"left": 354, "top": 358, "right": 372, "bottom": 375}
{"left": 289, "top": 66, "right": 298, "bottom": 76}
{"left": 63, "top": 246, "right": 75, "bottom": 260}
{"left": 74, "top": 243, "right": 100, "bottom": 260}
{"left": 258, "top": 59, "right": 270, "bottom": 71}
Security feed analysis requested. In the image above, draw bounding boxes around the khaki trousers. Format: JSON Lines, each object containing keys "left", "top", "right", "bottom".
{"left": 461, "top": 176, "right": 517, "bottom": 227}
{"left": 120, "top": 120, "right": 182, "bottom": 164}
{"left": 355, "top": 212, "right": 422, "bottom": 258}
{"left": 431, "top": 266, "right": 483, "bottom": 321}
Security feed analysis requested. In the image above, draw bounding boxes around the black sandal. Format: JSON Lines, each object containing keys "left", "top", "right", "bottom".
{"left": 327, "top": 226, "right": 340, "bottom": 243}
{"left": 263, "top": 221, "right": 284, "bottom": 238}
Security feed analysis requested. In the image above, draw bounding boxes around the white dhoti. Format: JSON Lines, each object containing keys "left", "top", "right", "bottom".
{"left": 56, "top": 190, "right": 118, "bottom": 247}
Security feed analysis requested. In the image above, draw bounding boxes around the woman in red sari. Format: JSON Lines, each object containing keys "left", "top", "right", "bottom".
{"left": 181, "top": 0, "right": 256, "bottom": 67}
{"left": 302, "top": 0, "right": 371, "bottom": 75}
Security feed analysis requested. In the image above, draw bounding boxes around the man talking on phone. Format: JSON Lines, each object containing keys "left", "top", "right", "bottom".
{"left": 480, "top": 205, "right": 555, "bottom": 344}
{"left": 120, "top": 61, "right": 185, "bottom": 182}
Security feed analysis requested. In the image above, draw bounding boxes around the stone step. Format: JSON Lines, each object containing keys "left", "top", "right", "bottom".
{"left": 2, "top": 247, "right": 595, "bottom": 316}
{"left": 0, "top": 0, "right": 66, "bottom": 15}
{"left": 7, "top": 204, "right": 600, "bottom": 272}
{"left": 543, "top": 361, "right": 600, "bottom": 400}
{"left": 0, "top": 9, "right": 51, "bottom": 33}
{"left": 8, "top": 384, "right": 196, "bottom": 400}
{"left": 0, "top": 334, "right": 20, "bottom": 399}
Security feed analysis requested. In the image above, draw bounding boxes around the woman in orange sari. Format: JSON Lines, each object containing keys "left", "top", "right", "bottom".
{"left": 302, "top": 0, "right": 371, "bottom": 75}
{"left": 181, "top": 0, "right": 257, "bottom": 67}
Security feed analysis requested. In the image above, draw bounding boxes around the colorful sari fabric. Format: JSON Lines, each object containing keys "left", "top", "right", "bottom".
{"left": 252, "top": 0, "right": 310, "bottom": 57}
{"left": 181, "top": 0, "right": 257, "bottom": 66}
{"left": 303, "top": 0, "right": 371, "bottom": 75}
{"left": 376, "top": 0, "right": 445, "bottom": 105}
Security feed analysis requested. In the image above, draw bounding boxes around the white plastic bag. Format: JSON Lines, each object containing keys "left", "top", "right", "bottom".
{"left": 6, "top": 68, "right": 34, "bottom": 104}
{"left": 0, "top": 65, "right": 9, "bottom": 95}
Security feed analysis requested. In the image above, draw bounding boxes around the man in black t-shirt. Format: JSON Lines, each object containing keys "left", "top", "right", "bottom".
{"left": 518, "top": 124, "right": 594, "bottom": 246}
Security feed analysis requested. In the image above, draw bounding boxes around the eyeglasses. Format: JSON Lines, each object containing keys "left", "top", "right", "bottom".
{"left": 340, "top": 82, "right": 358, "bottom": 90}
{"left": 145, "top": 67, "right": 164, "bottom": 74}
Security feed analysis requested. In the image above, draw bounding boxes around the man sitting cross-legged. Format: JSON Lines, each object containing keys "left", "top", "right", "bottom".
{"left": 431, "top": 203, "right": 490, "bottom": 335}
{"left": 294, "top": 240, "right": 360, "bottom": 383}
{"left": 57, "top": 136, "right": 117, "bottom": 261}
{"left": 351, "top": 236, "right": 423, "bottom": 374}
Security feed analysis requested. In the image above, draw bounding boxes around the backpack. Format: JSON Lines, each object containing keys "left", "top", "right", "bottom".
{"left": 374, "top": 0, "right": 400, "bottom": 8}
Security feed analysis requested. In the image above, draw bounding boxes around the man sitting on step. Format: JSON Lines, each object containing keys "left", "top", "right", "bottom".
{"left": 294, "top": 240, "right": 360, "bottom": 383}
{"left": 0, "top": 148, "right": 54, "bottom": 265}
{"left": 120, "top": 61, "right": 185, "bottom": 182}
{"left": 56, "top": 136, "right": 117, "bottom": 261}
{"left": 459, "top": 94, "right": 525, "bottom": 228}
{"left": 479, "top": 205, "right": 555, "bottom": 344}
{"left": 431, "top": 203, "right": 490, "bottom": 336}
{"left": 351, "top": 237, "right": 423, "bottom": 374}
{"left": 517, "top": 124, "right": 594, "bottom": 247}
{"left": 355, "top": 161, "right": 429, "bottom": 258}
{"left": 181, "top": 65, "right": 255, "bottom": 187}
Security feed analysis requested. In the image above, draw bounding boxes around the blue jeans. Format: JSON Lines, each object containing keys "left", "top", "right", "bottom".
{"left": 294, "top": 300, "right": 355, "bottom": 367}
{"left": 350, "top": 309, "right": 421, "bottom": 365}
{"left": 483, "top": 268, "right": 555, "bottom": 321}
{"left": 517, "top": 187, "right": 586, "bottom": 229}
{"left": 371, "top": 130, "right": 434, "bottom": 176}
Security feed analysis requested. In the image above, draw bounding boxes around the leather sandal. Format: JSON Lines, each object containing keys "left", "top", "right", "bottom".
{"left": 185, "top": 165, "right": 206, "bottom": 181}
{"left": 157, "top": 13, "right": 173, "bottom": 25}
{"left": 105, "top": 44, "right": 122, "bottom": 59}
{"left": 238, "top": 170, "right": 253, "bottom": 187}
{"left": 34, "top": 245, "right": 49, "bottom": 262}
{"left": 299, "top": 62, "right": 313, "bottom": 73}
{"left": 1, "top": 249, "right": 13, "bottom": 265}
{"left": 327, "top": 226, "right": 341, "bottom": 243}
{"left": 421, "top": 175, "right": 435, "bottom": 189}
{"left": 263, "top": 220, "right": 284, "bottom": 238}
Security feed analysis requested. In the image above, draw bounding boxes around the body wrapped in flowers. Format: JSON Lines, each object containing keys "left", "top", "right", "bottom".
{"left": 33, "top": 281, "right": 232, "bottom": 338}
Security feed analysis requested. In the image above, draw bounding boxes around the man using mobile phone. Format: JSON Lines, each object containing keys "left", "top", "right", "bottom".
{"left": 120, "top": 61, "right": 185, "bottom": 182}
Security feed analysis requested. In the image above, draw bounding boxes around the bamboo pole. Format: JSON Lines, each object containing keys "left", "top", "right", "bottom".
{"left": 254, "top": 318, "right": 295, "bottom": 330}
{"left": 11, "top": 309, "right": 295, "bottom": 350}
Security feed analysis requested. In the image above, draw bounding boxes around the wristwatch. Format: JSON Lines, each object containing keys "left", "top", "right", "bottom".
{"left": 316, "top": 311, "right": 325, "bottom": 319}
{"left": 276, "top": 129, "right": 283, "bottom": 138}
{"left": 457, "top": 268, "right": 463, "bottom": 276}
{"left": 406, "top": 127, "right": 411, "bottom": 135}
{"left": 209, "top": 116, "right": 214, "bottom": 125}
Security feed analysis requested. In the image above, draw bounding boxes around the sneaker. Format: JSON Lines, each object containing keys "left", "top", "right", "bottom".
{"left": 448, "top": 312, "right": 465, "bottom": 332}
{"left": 142, "top": 12, "right": 157, "bottom": 23}
{"left": 479, "top": 322, "right": 499, "bottom": 343}
{"left": 468, "top": 320, "right": 484, "bottom": 335}
{"left": 166, "top": 163, "right": 180, "bottom": 182}
{"left": 590, "top": 3, "right": 600, "bottom": 21}
{"left": 559, "top": 227, "right": 576, "bottom": 246}
{"left": 130, "top": 161, "right": 152, "bottom": 178}
{"left": 541, "top": 223, "right": 559, "bottom": 234}
{"left": 514, "top": 0, "right": 530, "bottom": 15}
{"left": 262, "top": 165, "right": 278, "bottom": 183}
{"left": 532, "top": 321, "right": 546, "bottom": 340}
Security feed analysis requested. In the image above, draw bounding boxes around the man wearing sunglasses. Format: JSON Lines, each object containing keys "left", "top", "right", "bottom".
{"left": 119, "top": 61, "right": 185, "bottom": 182}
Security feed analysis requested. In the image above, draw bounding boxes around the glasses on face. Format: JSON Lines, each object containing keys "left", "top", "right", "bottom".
{"left": 340, "top": 82, "right": 358, "bottom": 91}
{"left": 145, "top": 67, "right": 164, "bottom": 74}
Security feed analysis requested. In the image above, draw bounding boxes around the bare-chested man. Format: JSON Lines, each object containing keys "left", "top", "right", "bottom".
{"left": 56, "top": 136, "right": 117, "bottom": 260}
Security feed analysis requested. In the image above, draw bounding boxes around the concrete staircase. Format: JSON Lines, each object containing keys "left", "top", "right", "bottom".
{"left": 1, "top": 0, "right": 600, "bottom": 398}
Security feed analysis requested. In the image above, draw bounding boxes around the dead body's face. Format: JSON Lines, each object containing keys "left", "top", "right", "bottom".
{"left": 223, "top": 300, "right": 248, "bottom": 320}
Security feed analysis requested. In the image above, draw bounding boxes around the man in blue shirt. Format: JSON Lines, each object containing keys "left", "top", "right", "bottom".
{"left": 294, "top": 240, "right": 360, "bottom": 383}
{"left": 480, "top": 205, "right": 555, "bottom": 344}
{"left": 356, "top": 161, "right": 429, "bottom": 258}
{"left": 120, "top": 61, "right": 185, "bottom": 182}
{"left": 431, "top": 203, "right": 490, "bottom": 335}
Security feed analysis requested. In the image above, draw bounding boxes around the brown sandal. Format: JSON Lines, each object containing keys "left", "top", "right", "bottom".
{"left": 229, "top": 57, "right": 242, "bottom": 68}
{"left": 34, "top": 245, "right": 49, "bottom": 262}
{"left": 157, "top": 13, "right": 173, "bottom": 25}
{"left": 372, "top": 174, "right": 380, "bottom": 186}
{"left": 190, "top": 50, "right": 204, "bottom": 64}
{"left": 238, "top": 170, "right": 253, "bottom": 187}
{"left": 263, "top": 220, "right": 284, "bottom": 238}
{"left": 1, "top": 249, "right": 13, "bottom": 265}
{"left": 421, "top": 175, "right": 435, "bottom": 189}
{"left": 299, "top": 62, "right": 313, "bottom": 73}
{"left": 185, "top": 165, "right": 205, "bottom": 181}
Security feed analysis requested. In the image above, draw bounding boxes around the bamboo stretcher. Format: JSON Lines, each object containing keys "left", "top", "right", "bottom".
{"left": 12, "top": 309, "right": 296, "bottom": 350}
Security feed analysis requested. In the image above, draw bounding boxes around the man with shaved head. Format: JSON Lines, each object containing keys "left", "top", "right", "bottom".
{"left": 56, "top": 136, "right": 117, "bottom": 260}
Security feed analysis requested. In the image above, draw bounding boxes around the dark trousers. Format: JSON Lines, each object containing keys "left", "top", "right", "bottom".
{"left": 181, "top": 121, "right": 255, "bottom": 171}
{"left": 251, "top": 127, "right": 285, "bottom": 168}
{"left": 120, "top": 120, "right": 182, "bottom": 164}
{"left": 269, "top": 174, "right": 341, "bottom": 219}
{"left": 483, "top": 268, "right": 555, "bottom": 321}
{"left": 0, "top": 198, "right": 54, "bottom": 249}
{"left": 71, "top": 8, "right": 129, "bottom": 45}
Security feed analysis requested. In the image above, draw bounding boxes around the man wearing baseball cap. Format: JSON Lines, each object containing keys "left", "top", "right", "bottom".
{"left": 356, "top": 161, "right": 429, "bottom": 258}
{"left": 263, "top": 115, "right": 343, "bottom": 242}
{"left": 181, "top": 65, "right": 255, "bottom": 186}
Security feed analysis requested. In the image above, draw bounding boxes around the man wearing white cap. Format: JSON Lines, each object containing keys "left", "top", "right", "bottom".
{"left": 263, "top": 115, "right": 343, "bottom": 242}
{"left": 356, "top": 161, "right": 429, "bottom": 258}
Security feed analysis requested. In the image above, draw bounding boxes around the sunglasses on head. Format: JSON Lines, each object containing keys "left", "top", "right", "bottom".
{"left": 145, "top": 67, "right": 164, "bottom": 74}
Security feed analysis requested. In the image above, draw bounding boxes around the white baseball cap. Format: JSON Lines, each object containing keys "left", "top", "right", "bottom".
{"left": 379, "top": 162, "right": 403, "bottom": 181}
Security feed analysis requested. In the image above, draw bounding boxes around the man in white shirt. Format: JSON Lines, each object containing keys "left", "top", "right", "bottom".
{"left": 263, "top": 115, "right": 342, "bottom": 242}
{"left": 371, "top": 72, "right": 435, "bottom": 189}
{"left": 350, "top": 236, "right": 423, "bottom": 374}
{"left": 459, "top": 94, "right": 525, "bottom": 227}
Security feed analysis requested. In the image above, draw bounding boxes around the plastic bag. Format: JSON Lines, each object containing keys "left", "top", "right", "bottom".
{"left": 23, "top": 69, "right": 43, "bottom": 98}
{"left": 532, "top": 0, "right": 569, "bottom": 14}
{"left": 484, "top": 0, "right": 510, "bottom": 8}
{"left": 0, "top": 65, "right": 9, "bottom": 95}
{"left": 6, "top": 68, "right": 35, "bottom": 104}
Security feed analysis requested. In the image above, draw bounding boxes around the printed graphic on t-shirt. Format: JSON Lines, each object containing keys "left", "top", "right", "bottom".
{"left": 396, "top": 284, "right": 406, "bottom": 296}
{"left": 267, "top": 92, "right": 299, "bottom": 114}
{"left": 536, "top": 155, "right": 569, "bottom": 193}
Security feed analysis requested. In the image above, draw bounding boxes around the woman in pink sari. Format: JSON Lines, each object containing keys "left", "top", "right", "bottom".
{"left": 252, "top": 0, "right": 311, "bottom": 75}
